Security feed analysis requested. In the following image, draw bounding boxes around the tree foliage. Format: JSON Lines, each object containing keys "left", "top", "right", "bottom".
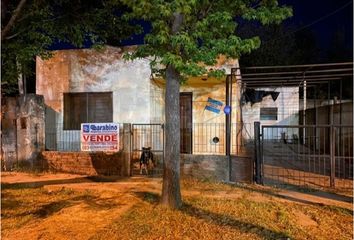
{"left": 2, "top": 0, "right": 292, "bottom": 209}
{"left": 123, "top": 0, "right": 292, "bottom": 79}
{"left": 123, "top": 0, "right": 292, "bottom": 209}
{"left": 1, "top": 0, "right": 136, "bottom": 95}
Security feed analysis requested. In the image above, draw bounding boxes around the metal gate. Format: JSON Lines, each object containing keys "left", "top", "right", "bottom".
{"left": 131, "top": 124, "right": 164, "bottom": 176}
{"left": 255, "top": 123, "right": 353, "bottom": 189}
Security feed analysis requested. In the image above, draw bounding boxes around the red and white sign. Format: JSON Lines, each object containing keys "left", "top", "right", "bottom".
{"left": 81, "top": 123, "right": 119, "bottom": 152}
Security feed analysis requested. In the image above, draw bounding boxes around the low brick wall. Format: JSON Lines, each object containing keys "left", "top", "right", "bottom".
{"left": 38, "top": 151, "right": 130, "bottom": 176}
{"left": 230, "top": 155, "right": 253, "bottom": 183}
{"left": 180, "top": 154, "right": 253, "bottom": 183}
{"left": 180, "top": 154, "right": 229, "bottom": 181}
{"left": 37, "top": 151, "right": 253, "bottom": 182}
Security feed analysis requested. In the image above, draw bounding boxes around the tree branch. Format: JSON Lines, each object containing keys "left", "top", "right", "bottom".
{"left": 5, "top": 29, "right": 25, "bottom": 40}
{"left": 1, "top": 0, "right": 28, "bottom": 41}
{"left": 172, "top": 13, "right": 183, "bottom": 34}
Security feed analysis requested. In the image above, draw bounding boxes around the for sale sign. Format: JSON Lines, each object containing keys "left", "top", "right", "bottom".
{"left": 81, "top": 123, "right": 119, "bottom": 152}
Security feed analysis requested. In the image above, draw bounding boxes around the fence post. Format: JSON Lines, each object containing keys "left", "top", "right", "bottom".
{"left": 123, "top": 123, "right": 131, "bottom": 177}
{"left": 254, "top": 122, "right": 262, "bottom": 184}
{"left": 225, "top": 74, "right": 232, "bottom": 181}
{"left": 330, "top": 126, "right": 336, "bottom": 188}
{"left": 329, "top": 103, "right": 335, "bottom": 188}
{"left": 162, "top": 123, "right": 165, "bottom": 167}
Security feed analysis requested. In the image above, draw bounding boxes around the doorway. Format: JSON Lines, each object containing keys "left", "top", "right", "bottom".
{"left": 180, "top": 92, "right": 193, "bottom": 154}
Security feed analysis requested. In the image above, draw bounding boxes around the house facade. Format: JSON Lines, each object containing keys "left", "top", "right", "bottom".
{"left": 36, "top": 45, "right": 300, "bottom": 155}
{"left": 36, "top": 46, "right": 243, "bottom": 154}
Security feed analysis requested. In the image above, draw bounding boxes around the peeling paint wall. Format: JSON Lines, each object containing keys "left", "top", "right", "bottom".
{"left": 1, "top": 98, "right": 17, "bottom": 169}
{"left": 37, "top": 46, "right": 153, "bottom": 151}
{"left": 37, "top": 46, "right": 152, "bottom": 123}
{"left": 16, "top": 95, "right": 45, "bottom": 166}
{"left": 1, "top": 94, "right": 45, "bottom": 170}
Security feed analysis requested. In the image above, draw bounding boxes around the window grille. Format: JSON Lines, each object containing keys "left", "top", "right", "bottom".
{"left": 260, "top": 107, "right": 278, "bottom": 120}
{"left": 63, "top": 92, "right": 113, "bottom": 130}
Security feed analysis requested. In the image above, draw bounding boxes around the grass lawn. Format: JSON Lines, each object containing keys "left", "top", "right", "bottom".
{"left": 1, "top": 173, "right": 353, "bottom": 240}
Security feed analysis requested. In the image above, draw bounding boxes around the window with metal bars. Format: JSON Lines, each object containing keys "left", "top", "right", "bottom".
{"left": 63, "top": 92, "right": 113, "bottom": 130}
{"left": 260, "top": 107, "right": 278, "bottom": 120}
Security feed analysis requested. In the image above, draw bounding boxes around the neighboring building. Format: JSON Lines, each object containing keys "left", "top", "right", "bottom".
{"left": 241, "top": 87, "right": 300, "bottom": 140}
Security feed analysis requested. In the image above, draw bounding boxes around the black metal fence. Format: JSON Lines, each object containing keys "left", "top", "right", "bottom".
{"left": 131, "top": 124, "right": 164, "bottom": 175}
{"left": 259, "top": 124, "right": 353, "bottom": 189}
{"left": 191, "top": 122, "right": 253, "bottom": 155}
{"left": 231, "top": 122, "right": 254, "bottom": 155}
{"left": 45, "top": 123, "right": 124, "bottom": 152}
{"left": 192, "top": 123, "right": 225, "bottom": 154}
{"left": 45, "top": 122, "right": 253, "bottom": 155}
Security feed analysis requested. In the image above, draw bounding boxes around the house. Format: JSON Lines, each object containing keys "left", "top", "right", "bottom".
{"left": 33, "top": 45, "right": 305, "bottom": 181}
{"left": 36, "top": 45, "right": 300, "bottom": 152}
{"left": 36, "top": 45, "right": 243, "bottom": 154}
{"left": 1, "top": 45, "right": 350, "bottom": 187}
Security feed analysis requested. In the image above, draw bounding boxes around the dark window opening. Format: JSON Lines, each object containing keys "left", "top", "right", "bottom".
{"left": 64, "top": 92, "right": 113, "bottom": 130}
{"left": 20, "top": 117, "right": 27, "bottom": 129}
{"left": 180, "top": 92, "right": 192, "bottom": 154}
{"left": 260, "top": 107, "right": 278, "bottom": 120}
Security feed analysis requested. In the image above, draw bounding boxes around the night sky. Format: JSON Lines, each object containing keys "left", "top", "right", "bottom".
{"left": 281, "top": 0, "right": 353, "bottom": 50}
{"left": 51, "top": 1, "right": 353, "bottom": 60}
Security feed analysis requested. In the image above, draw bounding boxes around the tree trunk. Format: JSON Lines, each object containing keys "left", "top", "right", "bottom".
{"left": 161, "top": 12, "right": 183, "bottom": 209}
{"left": 161, "top": 64, "right": 182, "bottom": 209}
{"left": 1, "top": 0, "right": 27, "bottom": 41}
{"left": 16, "top": 61, "right": 24, "bottom": 95}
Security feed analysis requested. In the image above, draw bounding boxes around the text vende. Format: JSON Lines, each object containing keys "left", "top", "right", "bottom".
{"left": 82, "top": 134, "right": 118, "bottom": 142}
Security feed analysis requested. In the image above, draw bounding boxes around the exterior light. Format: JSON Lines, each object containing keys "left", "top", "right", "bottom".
{"left": 224, "top": 105, "right": 231, "bottom": 115}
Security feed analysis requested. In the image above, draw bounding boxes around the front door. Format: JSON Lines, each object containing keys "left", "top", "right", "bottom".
{"left": 180, "top": 92, "right": 192, "bottom": 153}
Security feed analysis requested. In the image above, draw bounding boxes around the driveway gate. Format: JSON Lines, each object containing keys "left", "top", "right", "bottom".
{"left": 255, "top": 123, "right": 353, "bottom": 189}
{"left": 131, "top": 124, "right": 164, "bottom": 176}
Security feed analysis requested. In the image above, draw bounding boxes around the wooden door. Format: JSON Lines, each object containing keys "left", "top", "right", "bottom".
{"left": 180, "top": 93, "right": 192, "bottom": 153}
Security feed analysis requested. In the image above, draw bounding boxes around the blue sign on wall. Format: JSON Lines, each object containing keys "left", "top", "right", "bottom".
{"left": 205, "top": 97, "right": 223, "bottom": 114}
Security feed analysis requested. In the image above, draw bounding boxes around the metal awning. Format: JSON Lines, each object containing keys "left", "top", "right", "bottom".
{"left": 233, "top": 62, "right": 353, "bottom": 87}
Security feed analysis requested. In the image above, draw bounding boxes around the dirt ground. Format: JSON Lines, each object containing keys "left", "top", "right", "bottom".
{"left": 1, "top": 172, "right": 353, "bottom": 240}
{"left": 1, "top": 172, "right": 162, "bottom": 240}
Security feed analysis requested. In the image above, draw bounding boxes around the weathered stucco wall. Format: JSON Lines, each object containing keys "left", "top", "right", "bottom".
{"left": 37, "top": 46, "right": 152, "bottom": 124}
{"left": 1, "top": 94, "right": 45, "bottom": 170}
{"left": 37, "top": 46, "right": 153, "bottom": 151}
{"left": 16, "top": 95, "right": 45, "bottom": 165}
{"left": 1, "top": 97, "right": 18, "bottom": 170}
